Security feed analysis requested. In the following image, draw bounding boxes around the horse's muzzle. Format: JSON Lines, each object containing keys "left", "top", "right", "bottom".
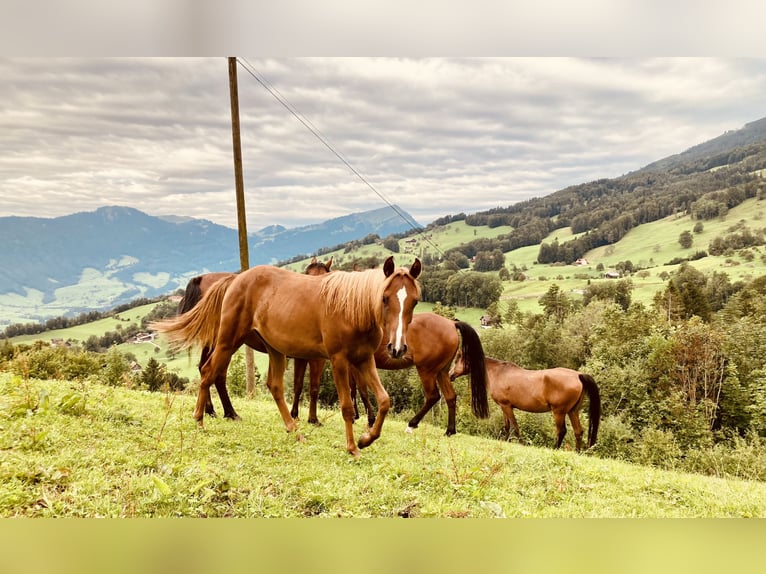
{"left": 387, "top": 343, "right": 407, "bottom": 359}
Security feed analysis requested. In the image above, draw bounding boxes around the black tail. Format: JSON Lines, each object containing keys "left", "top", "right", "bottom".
{"left": 454, "top": 321, "right": 489, "bottom": 419}
{"left": 579, "top": 374, "right": 601, "bottom": 448}
{"left": 178, "top": 276, "right": 204, "bottom": 314}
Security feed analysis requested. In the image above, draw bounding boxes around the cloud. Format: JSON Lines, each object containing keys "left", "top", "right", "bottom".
{"left": 1, "top": 57, "right": 766, "bottom": 230}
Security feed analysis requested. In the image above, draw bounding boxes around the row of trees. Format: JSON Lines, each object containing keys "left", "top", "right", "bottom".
{"left": 1, "top": 297, "right": 175, "bottom": 340}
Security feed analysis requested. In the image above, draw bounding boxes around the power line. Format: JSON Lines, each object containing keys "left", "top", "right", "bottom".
{"left": 235, "top": 57, "right": 458, "bottom": 268}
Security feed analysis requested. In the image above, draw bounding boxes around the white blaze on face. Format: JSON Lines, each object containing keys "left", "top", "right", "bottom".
{"left": 393, "top": 286, "right": 408, "bottom": 351}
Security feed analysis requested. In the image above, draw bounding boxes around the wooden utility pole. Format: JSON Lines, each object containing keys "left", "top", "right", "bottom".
{"left": 228, "top": 56, "right": 256, "bottom": 396}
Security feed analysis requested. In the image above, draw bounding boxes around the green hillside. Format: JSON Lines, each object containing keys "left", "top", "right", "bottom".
{"left": 2, "top": 373, "right": 763, "bottom": 518}
{"left": 501, "top": 196, "right": 765, "bottom": 311}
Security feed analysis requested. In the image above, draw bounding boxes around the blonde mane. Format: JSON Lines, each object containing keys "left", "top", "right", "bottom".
{"left": 320, "top": 267, "right": 388, "bottom": 330}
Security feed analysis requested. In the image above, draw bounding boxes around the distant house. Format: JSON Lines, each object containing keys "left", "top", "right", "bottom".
{"left": 574, "top": 258, "right": 589, "bottom": 266}
{"left": 604, "top": 271, "right": 620, "bottom": 279}
{"left": 131, "top": 332, "right": 156, "bottom": 344}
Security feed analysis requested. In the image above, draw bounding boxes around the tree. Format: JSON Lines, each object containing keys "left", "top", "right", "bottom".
{"left": 383, "top": 236, "right": 400, "bottom": 253}
{"left": 102, "top": 345, "right": 130, "bottom": 387}
{"left": 583, "top": 279, "right": 633, "bottom": 311}
{"left": 538, "top": 284, "right": 572, "bottom": 323}
{"left": 141, "top": 357, "right": 167, "bottom": 392}
{"left": 473, "top": 249, "right": 505, "bottom": 272}
{"left": 445, "top": 272, "right": 502, "bottom": 308}
{"left": 672, "top": 263, "right": 712, "bottom": 321}
{"left": 679, "top": 230, "right": 693, "bottom": 249}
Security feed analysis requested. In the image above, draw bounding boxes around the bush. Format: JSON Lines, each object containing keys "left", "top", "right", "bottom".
{"left": 588, "top": 414, "right": 637, "bottom": 462}
{"left": 682, "top": 432, "right": 766, "bottom": 481}
{"left": 636, "top": 427, "right": 682, "bottom": 470}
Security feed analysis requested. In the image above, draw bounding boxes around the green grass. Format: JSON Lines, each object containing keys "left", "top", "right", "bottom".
{"left": 1, "top": 373, "right": 764, "bottom": 518}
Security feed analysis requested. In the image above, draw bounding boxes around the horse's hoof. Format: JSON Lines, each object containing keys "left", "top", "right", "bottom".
{"left": 308, "top": 418, "right": 321, "bottom": 426}
{"left": 348, "top": 448, "right": 361, "bottom": 459}
{"left": 224, "top": 414, "right": 241, "bottom": 421}
{"left": 358, "top": 432, "right": 376, "bottom": 449}
{"left": 445, "top": 429, "right": 456, "bottom": 437}
{"left": 295, "top": 432, "right": 306, "bottom": 443}
{"left": 405, "top": 426, "right": 414, "bottom": 434}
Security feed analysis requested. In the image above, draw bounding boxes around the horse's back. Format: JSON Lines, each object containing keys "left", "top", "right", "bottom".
{"left": 222, "top": 266, "right": 326, "bottom": 357}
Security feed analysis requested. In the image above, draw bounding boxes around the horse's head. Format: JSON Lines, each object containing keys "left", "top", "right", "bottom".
{"left": 380, "top": 256, "right": 422, "bottom": 359}
{"left": 448, "top": 347, "right": 467, "bottom": 381}
{"left": 306, "top": 256, "right": 333, "bottom": 276}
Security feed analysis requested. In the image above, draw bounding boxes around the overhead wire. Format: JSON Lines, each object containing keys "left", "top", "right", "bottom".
{"left": 236, "top": 57, "right": 460, "bottom": 270}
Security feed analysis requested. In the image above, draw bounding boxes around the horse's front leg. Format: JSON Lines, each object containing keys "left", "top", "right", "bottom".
{"left": 265, "top": 350, "right": 301, "bottom": 439}
{"left": 329, "top": 356, "right": 359, "bottom": 458}
{"left": 354, "top": 357, "right": 390, "bottom": 449}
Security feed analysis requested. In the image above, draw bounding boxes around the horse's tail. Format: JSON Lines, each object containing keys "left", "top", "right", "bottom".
{"left": 151, "top": 274, "right": 237, "bottom": 352}
{"left": 177, "top": 276, "right": 205, "bottom": 314}
{"left": 579, "top": 373, "right": 602, "bottom": 448}
{"left": 454, "top": 321, "right": 489, "bottom": 419}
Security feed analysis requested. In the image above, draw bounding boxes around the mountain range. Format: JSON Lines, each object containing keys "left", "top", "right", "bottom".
{"left": 0, "top": 204, "right": 420, "bottom": 325}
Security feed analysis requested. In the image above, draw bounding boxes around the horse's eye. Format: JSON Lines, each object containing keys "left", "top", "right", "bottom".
{"left": 382, "top": 296, "right": 389, "bottom": 305}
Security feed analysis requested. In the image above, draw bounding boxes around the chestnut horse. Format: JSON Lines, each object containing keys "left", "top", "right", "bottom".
{"left": 176, "top": 257, "right": 333, "bottom": 421}
{"left": 153, "top": 256, "right": 421, "bottom": 458}
{"left": 291, "top": 313, "right": 490, "bottom": 435}
{"left": 449, "top": 354, "right": 601, "bottom": 451}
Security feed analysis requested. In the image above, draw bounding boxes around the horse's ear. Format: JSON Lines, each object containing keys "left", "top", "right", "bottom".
{"left": 383, "top": 256, "right": 395, "bottom": 277}
{"left": 310, "top": 256, "right": 317, "bottom": 264}
{"left": 409, "top": 258, "right": 422, "bottom": 279}
{"left": 325, "top": 256, "right": 333, "bottom": 271}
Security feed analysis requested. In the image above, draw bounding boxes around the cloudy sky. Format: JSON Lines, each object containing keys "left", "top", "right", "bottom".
{"left": 2, "top": 57, "right": 766, "bottom": 231}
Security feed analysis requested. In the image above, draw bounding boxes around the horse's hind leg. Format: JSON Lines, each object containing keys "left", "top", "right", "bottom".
{"left": 215, "top": 370, "right": 241, "bottom": 420}
{"left": 407, "top": 371, "right": 441, "bottom": 433}
{"left": 290, "top": 358, "right": 308, "bottom": 420}
{"left": 307, "top": 359, "right": 325, "bottom": 425}
{"left": 199, "top": 346, "right": 217, "bottom": 417}
{"left": 569, "top": 410, "right": 584, "bottom": 452}
{"left": 435, "top": 370, "right": 458, "bottom": 436}
{"left": 196, "top": 346, "right": 236, "bottom": 425}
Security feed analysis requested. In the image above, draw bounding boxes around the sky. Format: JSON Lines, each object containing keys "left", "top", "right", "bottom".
{"left": 2, "top": 57, "right": 766, "bottom": 231}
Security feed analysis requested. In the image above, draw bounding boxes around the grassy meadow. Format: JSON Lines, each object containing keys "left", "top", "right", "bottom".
{"left": 2, "top": 372, "right": 764, "bottom": 518}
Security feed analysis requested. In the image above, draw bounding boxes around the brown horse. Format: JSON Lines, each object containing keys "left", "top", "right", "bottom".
{"left": 176, "top": 257, "right": 333, "bottom": 421}
{"left": 291, "top": 313, "right": 490, "bottom": 435}
{"left": 449, "top": 354, "right": 601, "bottom": 451}
{"left": 153, "top": 256, "right": 421, "bottom": 458}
